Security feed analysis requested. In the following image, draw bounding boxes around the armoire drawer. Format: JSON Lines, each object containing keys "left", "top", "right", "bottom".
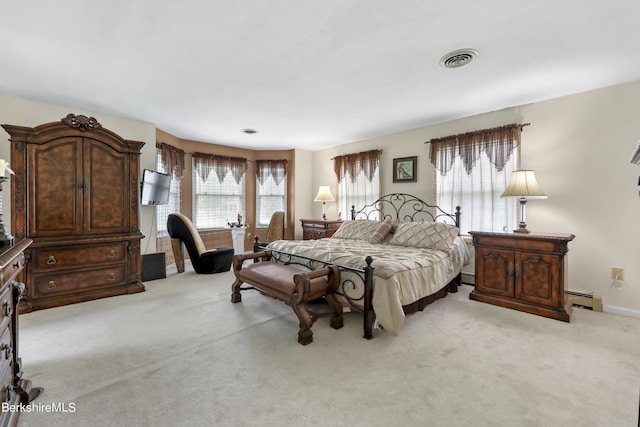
{"left": 31, "top": 242, "right": 128, "bottom": 272}
{"left": 33, "top": 265, "right": 127, "bottom": 296}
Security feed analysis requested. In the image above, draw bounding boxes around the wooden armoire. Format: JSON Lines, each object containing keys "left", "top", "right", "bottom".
{"left": 2, "top": 114, "right": 146, "bottom": 312}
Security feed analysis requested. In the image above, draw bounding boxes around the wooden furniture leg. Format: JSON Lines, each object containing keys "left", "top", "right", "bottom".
{"left": 171, "top": 238, "right": 185, "bottom": 273}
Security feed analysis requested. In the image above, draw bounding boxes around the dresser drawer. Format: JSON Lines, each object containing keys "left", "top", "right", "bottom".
{"left": 0, "top": 252, "right": 25, "bottom": 288}
{"left": 300, "top": 219, "right": 342, "bottom": 240}
{"left": 33, "top": 265, "right": 127, "bottom": 297}
{"left": 0, "top": 286, "right": 13, "bottom": 334}
{"left": 31, "top": 242, "right": 128, "bottom": 272}
{"left": 0, "top": 327, "right": 13, "bottom": 404}
{"left": 474, "top": 235, "right": 560, "bottom": 253}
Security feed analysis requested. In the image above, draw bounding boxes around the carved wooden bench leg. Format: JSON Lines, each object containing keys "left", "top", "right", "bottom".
{"left": 292, "top": 302, "right": 315, "bottom": 345}
{"left": 231, "top": 278, "right": 243, "bottom": 303}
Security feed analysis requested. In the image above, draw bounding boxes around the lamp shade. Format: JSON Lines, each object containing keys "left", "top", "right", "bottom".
{"left": 314, "top": 185, "right": 335, "bottom": 202}
{"left": 501, "top": 170, "right": 547, "bottom": 199}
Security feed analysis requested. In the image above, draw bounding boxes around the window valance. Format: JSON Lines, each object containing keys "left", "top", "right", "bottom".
{"left": 255, "top": 159, "right": 288, "bottom": 185}
{"left": 333, "top": 149, "right": 382, "bottom": 184}
{"left": 193, "top": 152, "right": 247, "bottom": 184}
{"left": 428, "top": 123, "right": 522, "bottom": 175}
{"left": 157, "top": 143, "right": 185, "bottom": 179}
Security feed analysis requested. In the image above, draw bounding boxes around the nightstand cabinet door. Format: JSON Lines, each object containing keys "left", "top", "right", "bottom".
{"left": 475, "top": 248, "right": 514, "bottom": 298}
{"left": 515, "top": 252, "right": 559, "bottom": 307}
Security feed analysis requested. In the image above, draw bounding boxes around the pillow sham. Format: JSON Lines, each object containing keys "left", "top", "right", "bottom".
{"left": 388, "top": 221, "right": 459, "bottom": 250}
{"left": 368, "top": 219, "right": 395, "bottom": 244}
{"left": 332, "top": 220, "right": 384, "bottom": 241}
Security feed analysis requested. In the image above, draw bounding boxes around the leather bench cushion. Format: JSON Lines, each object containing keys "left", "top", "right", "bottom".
{"left": 237, "top": 262, "right": 303, "bottom": 300}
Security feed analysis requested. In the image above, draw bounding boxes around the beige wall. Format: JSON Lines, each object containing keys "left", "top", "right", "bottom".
{"left": 293, "top": 149, "right": 314, "bottom": 239}
{"left": 313, "top": 80, "right": 640, "bottom": 317}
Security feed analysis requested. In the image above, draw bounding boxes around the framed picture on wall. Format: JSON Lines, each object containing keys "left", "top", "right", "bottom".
{"left": 393, "top": 156, "right": 417, "bottom": 183}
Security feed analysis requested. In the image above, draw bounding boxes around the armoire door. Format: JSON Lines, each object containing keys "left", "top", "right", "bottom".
{"left": 27, "top": 137, "right": 84, "bottom": 237}
{"left": 83, "top": 138, "right": 131, "bottom": 234}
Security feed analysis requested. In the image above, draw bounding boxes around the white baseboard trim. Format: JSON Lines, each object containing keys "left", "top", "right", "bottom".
{"left": 602, "top": 304, "right": 640, "bottom": 318}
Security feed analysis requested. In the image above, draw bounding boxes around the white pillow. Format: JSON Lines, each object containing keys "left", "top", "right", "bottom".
{"left": 388, "top": 222, "right": 459, "bottom": 250}
{"left": 332, "top": 220, "right": 383, "bottom": 240}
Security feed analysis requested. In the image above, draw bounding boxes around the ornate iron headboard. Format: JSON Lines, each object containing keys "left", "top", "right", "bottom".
{"left": 350, "top": 193, "right": 460, "bottom": 227}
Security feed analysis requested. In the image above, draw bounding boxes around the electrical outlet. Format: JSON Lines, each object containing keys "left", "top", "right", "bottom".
{"left": 611, "top": 267, "right": 624, "bottom": 280}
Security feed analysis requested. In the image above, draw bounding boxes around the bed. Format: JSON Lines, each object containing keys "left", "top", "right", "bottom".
{"left": 263, "top": 193, "right": 470, "bottom": 339}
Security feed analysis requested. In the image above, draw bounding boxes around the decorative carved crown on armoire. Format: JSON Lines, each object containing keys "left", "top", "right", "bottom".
{"left": 2, "top": 114, "right": 146, "bottom": 312}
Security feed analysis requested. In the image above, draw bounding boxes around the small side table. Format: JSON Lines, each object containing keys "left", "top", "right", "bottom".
{"left": 469, "top": 231, "right": 575, "bottom": 322}
{"left": 300, "top": 219, "right": 342, "bottom": 240}
{"left": 230, "top": 226, "right": 247, "bottom": 254}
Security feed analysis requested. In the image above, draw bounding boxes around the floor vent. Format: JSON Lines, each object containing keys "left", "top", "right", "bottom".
{"left": 566, "top": 290, "right": 603, "bottom": 312}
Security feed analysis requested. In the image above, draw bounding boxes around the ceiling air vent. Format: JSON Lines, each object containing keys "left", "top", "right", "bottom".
{"left": 440, "top": 49, "right": 478, "bottom": 69}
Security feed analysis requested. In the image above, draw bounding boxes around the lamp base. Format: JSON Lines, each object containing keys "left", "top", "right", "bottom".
{"left": 513, "top": 222, "right": 530, "bottom": 233}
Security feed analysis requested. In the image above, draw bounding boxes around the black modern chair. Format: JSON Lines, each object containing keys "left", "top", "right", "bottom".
{"left": 167, "top": 213, "right": 234, "bottom": 274}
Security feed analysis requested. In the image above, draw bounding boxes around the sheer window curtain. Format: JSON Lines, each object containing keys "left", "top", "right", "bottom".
{"left": 436, "top": 152, "right": 518, "bottom": 234}
{"left": 255, "top": 159, "right": 287, "bottom": 226}
{"left": 429, "top": 124, "right": 522, "bottom": 234}
{"left": 334, "top": 150, "right": 381, "bottom": 220}
{"left": 192, "top": 153, "right": 247, "bottom": 228}
{"left": 156, "top": 143, "right": 184, "bottom": 235}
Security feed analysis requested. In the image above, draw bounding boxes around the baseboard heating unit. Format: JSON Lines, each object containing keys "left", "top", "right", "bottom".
{"left": 566, "top": 290, "right": 603, "bottom": 312}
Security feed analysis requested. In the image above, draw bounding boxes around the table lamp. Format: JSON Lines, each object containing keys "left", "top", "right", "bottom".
{"left": 314, "top": 185, "right": 334, "bottom": 220}
{"left": 501, "top": 170, "right": 547, "bottom": 233}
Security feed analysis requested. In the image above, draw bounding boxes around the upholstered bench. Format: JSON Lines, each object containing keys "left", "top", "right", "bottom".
{"left": 231, "top": 251, "right": 343, "bottom": 345}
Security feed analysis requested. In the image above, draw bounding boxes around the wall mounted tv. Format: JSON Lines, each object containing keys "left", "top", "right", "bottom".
{"left": 140, "top": 169, "right": 171, "bottom": 206}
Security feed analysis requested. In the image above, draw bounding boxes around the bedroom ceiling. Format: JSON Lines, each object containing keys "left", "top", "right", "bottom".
{"left": 2, "top": 1, "right": 640, "bottom": 151}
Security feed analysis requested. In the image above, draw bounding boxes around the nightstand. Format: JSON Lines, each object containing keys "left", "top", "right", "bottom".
{"left": 469, "top": 231, "right": 575, "bottom": 322}
{"left": 300, "top": 219, "right": 342, "bottom": 240}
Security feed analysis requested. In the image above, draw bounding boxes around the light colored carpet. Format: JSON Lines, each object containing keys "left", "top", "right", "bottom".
{"left": 16, "top": 264, "right": 640, "bottom": 426}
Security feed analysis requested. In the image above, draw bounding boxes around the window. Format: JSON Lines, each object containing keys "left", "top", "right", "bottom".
{"left": 256, "top": 160, "right": 287, "bottom": 226}
{"left": 334, "top": 150, "right": 381, "bottom": 220}
{"left": 156, "top": 144, "right": 184, "bottom": 235}
{"left": 192, "top": 153, "right": 247, "bottom": 228}
{"left": 430, "top": 124, "right": 521, "bottom": 234}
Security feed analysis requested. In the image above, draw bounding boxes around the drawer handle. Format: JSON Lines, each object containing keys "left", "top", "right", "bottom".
{"left": 107, "top": 273, "right": 116, "bottom": 281}
{"left": 47, "top": 255, "right": 57, "bottom": 265}
{"left": 1, "top": 343, "right": 11, "bottom": 360}
{"left": 107, "top": 250, "right": 116, "bottom": 259}
{"left": 2, "top": 300, "right": 11, "bottom": 317}
{"left": 48, "top": 281, "right": 57, "bottom": 289}
{"left": 12, "top": 261, "right": 20, "bottom": 269}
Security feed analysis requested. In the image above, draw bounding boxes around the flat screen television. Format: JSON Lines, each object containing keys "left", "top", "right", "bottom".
{"left": 140, "top": 169, "right": 171, "bottom": 206}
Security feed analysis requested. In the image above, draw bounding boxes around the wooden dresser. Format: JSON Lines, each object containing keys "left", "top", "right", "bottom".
{"left": 469, "top": 231, "right": 575, "bottom": 322}
{"left": 300, "top": 219, "right": 342, "bottom": 240}
{"left": 3, "top": 114, "right": 145, "bottom": 312}
{"left": 0, "top": 239, "right": 35, "bottom": 425}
